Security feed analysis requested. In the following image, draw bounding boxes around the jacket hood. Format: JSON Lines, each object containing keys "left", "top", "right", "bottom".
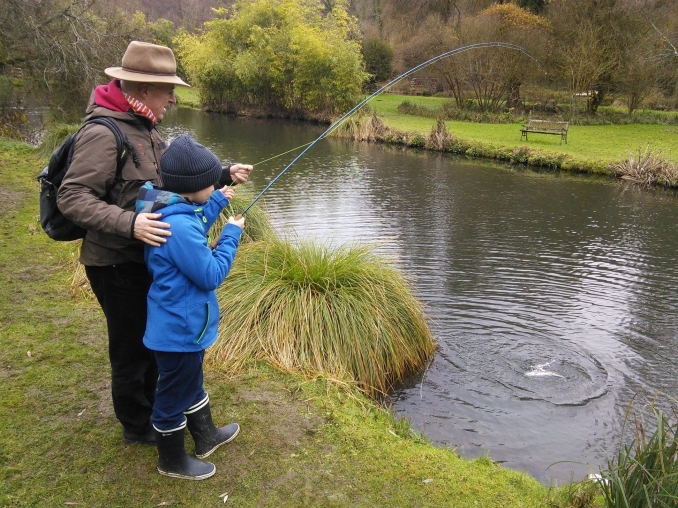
{"left": 136, "top": 182, "right": 190, "bottom": 216}
{"left": 91, "top": 79, "right": 131, "bottom": 113}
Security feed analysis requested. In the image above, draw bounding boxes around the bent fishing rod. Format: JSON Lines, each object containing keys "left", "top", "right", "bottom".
{"left": 238, "top": 42, "right": 546, "bottom": 216}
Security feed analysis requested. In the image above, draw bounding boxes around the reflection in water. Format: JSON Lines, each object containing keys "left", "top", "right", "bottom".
{"left": 162, "top": 108, "right": 678, "bottom": 484}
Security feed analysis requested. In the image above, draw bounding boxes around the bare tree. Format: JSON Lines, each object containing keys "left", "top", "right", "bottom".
{"left": 0, "top": 0, "right": 150, "bottom": 119}
{"left": 546, "top": 0, "right": 630, "bottom": 115}
{"left": 440, "top": 4, "right": 550, "bottom": 112}
{"left": 387, "top": 0, "right": 461, "bottom": 27}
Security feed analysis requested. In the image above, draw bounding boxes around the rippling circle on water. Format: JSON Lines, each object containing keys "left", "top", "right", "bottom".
{"left": 487, "top": 342, "right": 609, "bottom": 406}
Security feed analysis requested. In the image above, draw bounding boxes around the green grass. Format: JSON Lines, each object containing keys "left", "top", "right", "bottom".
{"left": 1, "top": 138, "right": 565, "bottom": 507}
{"left": 175, "top": 86, "right": 203, "bottom": 109}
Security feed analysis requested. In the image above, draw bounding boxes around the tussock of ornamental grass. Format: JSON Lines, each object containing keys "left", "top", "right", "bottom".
{"left": 208, "top": 186, "right": 277, "bottom": 244}
{"left": 69, "top": 260, "right": 95, "bottom": 301}
{"left": 209, "top": 238, "right": 436, "bottom": 398}
{"left": 427, "top": 117, "right": 453, "bottom": 151}
{"left": 68, "top": 247, "right": 95, "bottom": 301}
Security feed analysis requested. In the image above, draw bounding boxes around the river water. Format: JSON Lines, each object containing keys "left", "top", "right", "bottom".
{"left": 161, "top": 107, "right": 678, "bottom": 484}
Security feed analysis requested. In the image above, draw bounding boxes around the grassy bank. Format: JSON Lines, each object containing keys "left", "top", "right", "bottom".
{"left": 1, "top": 140, "right": 564, "bottom": 507}
{"left": 361, "top": 94, "right": 678, "bottom": 175}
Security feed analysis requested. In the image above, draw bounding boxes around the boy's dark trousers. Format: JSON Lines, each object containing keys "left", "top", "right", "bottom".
{"left": 85, "top": 262, "right": 158, "bottom": 435}
{"left": 152, "top": 350, "right": 206, "bottom": 431}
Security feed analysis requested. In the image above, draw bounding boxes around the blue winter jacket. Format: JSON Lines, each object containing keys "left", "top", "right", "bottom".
{"left": 135, "top": 182, "right": 242, "bottom": 352}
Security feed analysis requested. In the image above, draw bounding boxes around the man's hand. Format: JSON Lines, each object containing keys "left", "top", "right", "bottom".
{"left": 229, "top": 163, "right": 252, "bottom": 184}
{"left": 134, "top": 213, "right": 171, "bottom": 247}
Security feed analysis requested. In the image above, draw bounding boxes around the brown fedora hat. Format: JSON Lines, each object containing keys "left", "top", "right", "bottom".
{"left": 105, "top": 41, "right": 190, "bottom": 87}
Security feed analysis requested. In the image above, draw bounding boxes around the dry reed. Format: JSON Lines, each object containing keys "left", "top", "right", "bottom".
{"left": 331, "top": 111, "right": 389, "bottom": 141}
{"left": 612, "top": 146, "right": 678, "bottom": 188}
{"left": 426, "top": 117, "right": 453, "bottom": 151}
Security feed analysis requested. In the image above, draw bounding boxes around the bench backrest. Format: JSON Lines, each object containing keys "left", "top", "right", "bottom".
{"left": 527, "top": 119, "right": 569, "bottom": 131}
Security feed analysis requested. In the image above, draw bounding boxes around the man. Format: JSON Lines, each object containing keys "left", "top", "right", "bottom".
{"left": 58, "top": 41, "right": 251, "bottom": 445}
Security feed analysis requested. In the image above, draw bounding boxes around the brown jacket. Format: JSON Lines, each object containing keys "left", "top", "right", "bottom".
{"left": 57, "top": 106, "right": 166, "bottom": 266}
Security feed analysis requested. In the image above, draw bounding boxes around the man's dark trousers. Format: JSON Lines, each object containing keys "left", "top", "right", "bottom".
{"left": 86, "top": 262, "right": 158, "bottom": 434}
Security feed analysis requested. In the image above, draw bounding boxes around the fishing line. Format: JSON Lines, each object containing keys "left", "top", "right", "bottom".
{"left": 239, "top": 42, "right": 546, "bottom": 215}
{"left": 253, "top": 141, "right": 314, "bottom": 166}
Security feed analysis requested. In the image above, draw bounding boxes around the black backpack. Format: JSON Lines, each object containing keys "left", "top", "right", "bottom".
{"left": 37, "top": 117, "right": 138, "bottom": 241}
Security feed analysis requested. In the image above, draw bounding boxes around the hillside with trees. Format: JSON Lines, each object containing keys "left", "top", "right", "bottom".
{"left": 1, "top": 0, "right": 678, "bottom": 125}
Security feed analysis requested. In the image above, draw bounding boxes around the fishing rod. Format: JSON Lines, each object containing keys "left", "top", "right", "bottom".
{"left": 239, "top": 42, "right": 546, "bottom": 216}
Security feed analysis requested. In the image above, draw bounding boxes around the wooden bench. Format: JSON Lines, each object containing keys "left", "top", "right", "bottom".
{"left": 520, "top": 119, "right": 569, "bottom": 144}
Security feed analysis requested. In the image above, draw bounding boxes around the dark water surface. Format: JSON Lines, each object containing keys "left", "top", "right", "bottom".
{"left": 162, "top": 107, "right": 678, "bottom": 484}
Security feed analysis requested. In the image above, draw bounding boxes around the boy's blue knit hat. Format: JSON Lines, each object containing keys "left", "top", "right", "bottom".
{"left": 160, "top": 134, "right": 222, "bottom": 193}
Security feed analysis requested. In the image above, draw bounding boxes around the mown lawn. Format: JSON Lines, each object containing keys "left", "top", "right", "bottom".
{"left": 367, "top": 93, "right": 678, "bottom": 167}
{"left": 0, "top": 139, "right": 565, "bottom": 507}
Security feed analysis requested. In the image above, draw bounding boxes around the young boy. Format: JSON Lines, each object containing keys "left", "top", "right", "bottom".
{"left": 135, "top": 134, "right": 245, "bottom": 480}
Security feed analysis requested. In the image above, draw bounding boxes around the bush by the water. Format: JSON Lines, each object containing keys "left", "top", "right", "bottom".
{"left": 210, "top": 238, "right": 436, "bottom": 398}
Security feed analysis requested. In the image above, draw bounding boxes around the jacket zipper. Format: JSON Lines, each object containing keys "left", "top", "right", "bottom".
{"left": 150, "top": 131, "right": 160, "bottom": 176}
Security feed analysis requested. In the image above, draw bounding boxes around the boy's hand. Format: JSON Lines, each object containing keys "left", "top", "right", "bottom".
{"left": 228, "top": 215, "right": 245, "bottom": 229}
{"left": 219, "top": 186, "right": 236, "bottom": 201}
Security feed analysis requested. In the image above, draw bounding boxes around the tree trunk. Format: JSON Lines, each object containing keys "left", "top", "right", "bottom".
{"left": 505, "top": 79, "right": 522, "bottom": 109}
{"left": 587, "top": 87, "right": 606, "bottom": 114}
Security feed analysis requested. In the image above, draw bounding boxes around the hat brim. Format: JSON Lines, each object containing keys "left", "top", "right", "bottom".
{"left": 104, "top": 67, "right": 190, "bottom": 87}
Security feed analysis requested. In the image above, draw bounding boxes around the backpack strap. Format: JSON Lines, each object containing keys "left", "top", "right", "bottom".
{"left": 82, "top": 117, "right": 140, "bottom": 173}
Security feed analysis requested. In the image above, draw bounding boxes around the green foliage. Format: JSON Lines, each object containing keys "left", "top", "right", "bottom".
{"left": 148, "top": 18, "right": 176, "bottom": 47}
{"left": 545, "top": 479, "right": 600, "bottom": 508}
{"left": 210, "top": 237, "right": 437, "bottom": 398}
{"left": 361, "top": 36, "right": 394, "bottom": 83}
{"left": 175, "top": 0, "right": 369, "bottom": 117}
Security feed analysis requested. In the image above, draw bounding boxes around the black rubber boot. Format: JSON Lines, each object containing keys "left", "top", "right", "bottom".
{"left": 185, "top": 401, "right": 240, "bottom": 459}
{"left": 123, "top": 427, "right": 156, "bottom": 445}
{"left": 155, "top": 427, "right": 216, "bottom": 480}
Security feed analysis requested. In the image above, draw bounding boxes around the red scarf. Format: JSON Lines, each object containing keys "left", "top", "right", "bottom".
{"left": 123, "top": 93, "right": 157, "bottom": 126}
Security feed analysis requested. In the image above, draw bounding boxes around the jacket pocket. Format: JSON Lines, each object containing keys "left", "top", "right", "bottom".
{"left": 196, "top": 301, "right": 210, "bottom": 344}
